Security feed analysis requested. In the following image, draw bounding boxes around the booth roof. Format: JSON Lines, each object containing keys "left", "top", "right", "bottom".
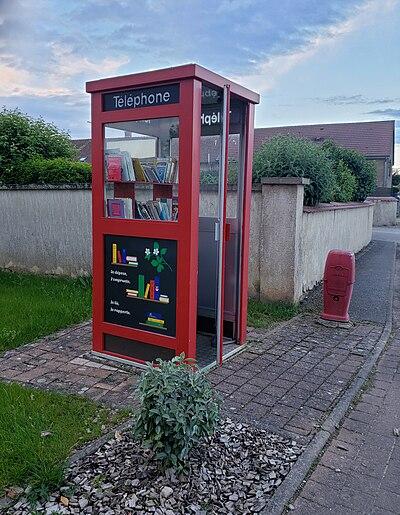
{"left": 85, "top": 63, "right": 260, "bottom": 104}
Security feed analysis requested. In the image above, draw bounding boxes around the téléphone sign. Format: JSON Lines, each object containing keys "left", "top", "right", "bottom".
{"left": 103, "top": 84, "right": 180, "bottom": 111}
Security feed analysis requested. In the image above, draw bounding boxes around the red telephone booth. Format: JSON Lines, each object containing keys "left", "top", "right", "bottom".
{"left": 86, "top": 64, "right": 259, "bottom": 368}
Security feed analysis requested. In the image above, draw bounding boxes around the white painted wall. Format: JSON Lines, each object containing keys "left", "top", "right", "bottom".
{"left": 0, "top": 184, "right": 374, "bottom": 302}
{"left": 366, "top": 197, "right": 397, "bottom": 226}
{"left": 300, "top": 204, "right": 373, "bottom": 294}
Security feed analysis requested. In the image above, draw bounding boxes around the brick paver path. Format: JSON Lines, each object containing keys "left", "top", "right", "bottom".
{"left": 291, "top": 330, "right": 400, "bottom": 514}
{"left": 0, "top": 322, "right": 139, "bottom": 407}
{"left": 208, "top": 315, "right": 383, "bottom": 442}
{"left": 0, "top": 315, "right": 383, "bottom": 444}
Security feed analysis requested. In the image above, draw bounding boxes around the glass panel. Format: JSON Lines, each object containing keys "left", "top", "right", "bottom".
{"left": 104, "top": 118, "right": 179, "bottom": 221}
{"left": 225, "top": 97, "right": 247, "bottom": 335}
{"left": 197, "top": 84, "right": 228, "bottom": 367}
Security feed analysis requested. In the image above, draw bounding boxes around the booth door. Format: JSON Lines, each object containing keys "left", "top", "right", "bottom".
{"left": 197, "top": 86, "right": 247, "bottom": 367}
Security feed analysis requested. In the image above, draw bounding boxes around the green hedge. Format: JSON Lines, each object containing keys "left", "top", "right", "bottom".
{"left": 321, "top": 140, "right": 376, "bottom": 201}
{"left": 19, "top": 157, "right": 91, "bottom": 185}
{"left": 332, "top": 159, "right": 357, "bottom": 202}
{"left": 253, "top": 135, "right": 336, "bottom": 206}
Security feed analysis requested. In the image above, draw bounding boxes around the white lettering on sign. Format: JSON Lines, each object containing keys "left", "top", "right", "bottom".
{"left": 112, "top": 91, "right": 173, "bottom": 110}
{"left": 201, "top": 111, "right": 221, "bottom": 126}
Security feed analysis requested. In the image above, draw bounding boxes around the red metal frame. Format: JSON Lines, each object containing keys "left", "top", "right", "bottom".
{"left": 86, "top": 65, "right": 259, "bottom": 366}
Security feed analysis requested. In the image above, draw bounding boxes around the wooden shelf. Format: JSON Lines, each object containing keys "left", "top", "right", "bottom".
{"left": 126, "top": 295, "right": 169, "bottom": 304}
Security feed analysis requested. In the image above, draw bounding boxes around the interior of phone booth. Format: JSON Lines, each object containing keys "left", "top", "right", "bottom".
{"left": 103, "top": 82, "right": 247, "bottom": 368}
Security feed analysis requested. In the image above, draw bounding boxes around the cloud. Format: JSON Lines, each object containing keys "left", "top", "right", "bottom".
{"left": 366, "top": 108, "right": 400, "bottom": 117}
{"left": 320, "top": 95, "right": 400, "bottom": 106}
{"left": 1, "top": 0, "right": 398, "bottom": 137}
{"left": 234, "top": 0, "right": 399, "bottom": 92}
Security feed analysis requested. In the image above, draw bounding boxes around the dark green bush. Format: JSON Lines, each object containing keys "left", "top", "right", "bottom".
{"left": 0, "top": 107, "right": 78, "bottom": 185}
{"left": 321, "top": 140, "right": 376, "bottom": 201}
{"left": 332, "top": 160, "right": 357, "bottom": 202}
{"left": 133, "top": 354, "right": 220, "bottom": 469}
{"left": 253, "top": 135, "right": 335, "bottom": 206}
{"left": 19, "top": 157, "right": 91, "bottom": 185}
{"left": 200, "top": 159, "right": 238, "bottom": 186}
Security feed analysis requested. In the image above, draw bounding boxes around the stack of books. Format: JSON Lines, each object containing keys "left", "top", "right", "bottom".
{"left": 143, "top": 312, "right": 165, "bottom": 329}
{"left": 107, "top": 198, "right": 133, "bottom": 219}
{"left": 136, "top": 198, "right": 178, "bottom": 221}
{"left": 105, "top": 148, "right": 178, "bottom": 184}
{"left": 111, "top": 244, "right": 138, "bottom": 266}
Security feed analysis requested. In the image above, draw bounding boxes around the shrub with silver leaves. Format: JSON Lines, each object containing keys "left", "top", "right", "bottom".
{"left": 133, "top": 354, "right": 220, "bottom": 468}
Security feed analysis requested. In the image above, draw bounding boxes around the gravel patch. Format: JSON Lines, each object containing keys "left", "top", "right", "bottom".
{"left": 9, "top": 419, "right": 303, "bottom": 514}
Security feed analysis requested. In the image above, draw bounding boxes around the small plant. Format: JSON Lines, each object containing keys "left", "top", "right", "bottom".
{"left": 133, "top": 354, "right": 220, "bottom": 469}
{"left": 144, "top": 241, "right": 171, "bottom": 272}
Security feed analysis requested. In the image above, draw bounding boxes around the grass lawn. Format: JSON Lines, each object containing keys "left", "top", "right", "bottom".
{"left": 0, "top": 270, "right": 92, "bottom": 352}
{"left": 247, "top": 299, "right": 298, "bottom": 328}
{"left": 0, "top": 382, "right": 127, "bottom": 498}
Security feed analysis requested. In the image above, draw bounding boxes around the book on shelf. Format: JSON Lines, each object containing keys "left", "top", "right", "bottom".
{"left": 144, "top": 312, "right": 165, "bottom": 328}
{"left": 111, "top": 244, "right": 137, "bottom": 265}
{"left": 107, "top": 198, "right": 133, "bottom": 219}
{"left": 135, "top": 198, "right": 177, "bottom": 221}
{"left": 105, "top": 155, "right": 122, "bottom": 181}
{"left": 105, "top": 148, "right": 135, "bottom": 181}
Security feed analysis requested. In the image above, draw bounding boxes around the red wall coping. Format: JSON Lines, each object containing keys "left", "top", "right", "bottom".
{"left": 303, "top": 202, "right": 373, "bottom": 213}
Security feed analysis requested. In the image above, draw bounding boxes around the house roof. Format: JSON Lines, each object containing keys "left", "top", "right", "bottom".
{"left": 254, "top": 120, "right": 395, "bottom": 161}
{"left": 72, "top": 120, "right": 395, "bottom": 164}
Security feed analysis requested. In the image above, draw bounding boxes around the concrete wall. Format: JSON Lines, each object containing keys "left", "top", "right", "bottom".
{"left": 366, "top": 196, "right": 397, "bottom": 226}
{"left": 300, "top": 203, "right": 373, "bottom": 294}
{"left": 0, "top": 186, "right": 92, "bottom": 275}
{"left": 0, "top": 182, "right": 374, "bottom": 302}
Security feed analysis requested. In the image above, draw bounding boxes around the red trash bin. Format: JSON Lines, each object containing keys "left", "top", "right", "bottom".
{"left": 321, "top": 250, "right": 355, "bottom": 323}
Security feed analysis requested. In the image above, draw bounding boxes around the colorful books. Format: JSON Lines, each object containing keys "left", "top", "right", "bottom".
{"left": 143, "top": 312, "right": 165, "bottom": 329}
{"left": 107, "top": 198, "right": 133, "bottom": 219}
{"left": 135, "top": 198, "right": 175, "bottom": 221}
{"left": 111, "top": 244, "right": 137, "bottom": 266}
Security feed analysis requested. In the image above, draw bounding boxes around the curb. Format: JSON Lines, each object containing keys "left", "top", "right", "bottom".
{"left": 263, "top": 245, "right": 396, "bottom": 515}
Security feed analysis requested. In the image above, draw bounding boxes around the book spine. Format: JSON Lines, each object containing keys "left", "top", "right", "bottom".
{"left": 150, "top": 280, "right": 155, "bottom": 300}
{"left": 144, "top": 283, "right": 150, "bottom": 299}
{"left": 117, "top": 250, "right": 122, "bottom": 264}
{"left": 112, "top": 243, "right": 117, "bottom": 264}
{"left": 121, "top": 248, "right": 127, "bottom": 264}
{"left": 154, "top": 276, "right": 160, "bottom": 301}
{"left": 138, "top": 275, "right": 145, "bottom": 298}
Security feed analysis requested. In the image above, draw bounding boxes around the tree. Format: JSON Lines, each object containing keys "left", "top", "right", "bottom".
{"left": 0, "top": 107, "right": 78, "bottom": 185}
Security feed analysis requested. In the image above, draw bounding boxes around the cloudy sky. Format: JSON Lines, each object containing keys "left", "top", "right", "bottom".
{"left": 0, "top": 0, "right": 399, "bottom": 163}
